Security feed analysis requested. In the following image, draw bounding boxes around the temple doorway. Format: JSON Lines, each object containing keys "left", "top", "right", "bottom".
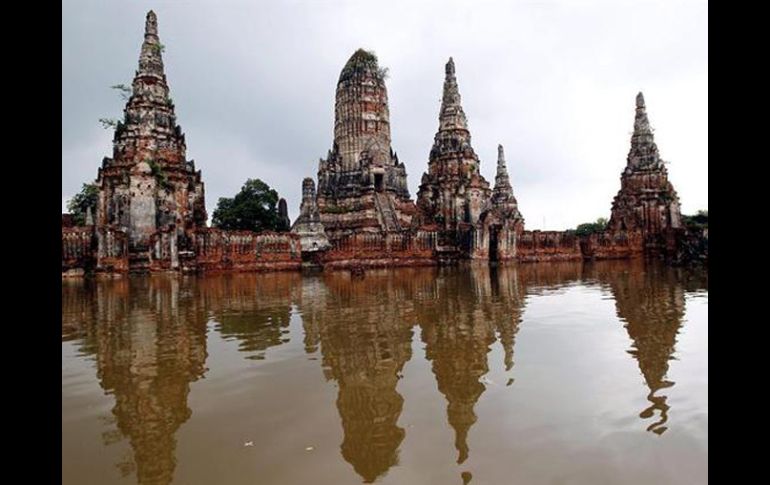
{"left": 489, "top": 226, "right": 499, "bottom": 262}
{"left": 374, "top": 173, "right": 384, "bottom": 192}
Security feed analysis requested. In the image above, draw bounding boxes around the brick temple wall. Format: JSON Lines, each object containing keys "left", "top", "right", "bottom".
{"left": 580, "top": 230, "right": 644, "bottom": 260}
{"left": 62, "top": 227, "right": 96, "bottom": 276}
{"left": 321, "top": 230, "right": 438, "bottom": 269}
{"left": 63, "top": 227, "right": 301, "bottom": 275}
{"left": 193, "top": 229, "right": 302, "bottom": 273}
{"left": 516, "top": 230, "right": 582, "bottom": 262}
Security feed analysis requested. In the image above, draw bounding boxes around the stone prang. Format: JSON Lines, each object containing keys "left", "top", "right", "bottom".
{"left": 314, "top": 49, "right": 416, "bottom": 239}
{"left": 608, "top": 92, "right": 682, "bottom": 245}
{"left": 95, "top": 10, "right": 206, "bottom": 256}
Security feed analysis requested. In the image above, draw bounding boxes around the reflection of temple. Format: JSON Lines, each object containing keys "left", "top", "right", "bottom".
{"left": 589, "top": 260, "right": 706, "bottom": 435}
{"left": 197, "top": 273, "right": 300, "bottom": 360}
{"left": 416, "top": 264, "right": 526, "bottom": 464}
{"left": 62, "top": 277, "right": 208, "bottom": 485}
{"left": 63, "top": 261, "right": 707, "bottom": 482}
{"left": 300, "top": 271, "right": 422, "bottom": 483}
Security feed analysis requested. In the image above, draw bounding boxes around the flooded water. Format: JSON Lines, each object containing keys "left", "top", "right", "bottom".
{"left": 62, "top": 260, "right": 708, "bottom": 485}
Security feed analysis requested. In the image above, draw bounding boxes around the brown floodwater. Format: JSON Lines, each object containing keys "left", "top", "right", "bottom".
{"left": 62, "top": 259, "right": 708, "bottom": 485}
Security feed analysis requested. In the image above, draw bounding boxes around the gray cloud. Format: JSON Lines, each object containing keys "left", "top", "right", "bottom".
{"left": 62, "top": 0, "right": 708, "bottom": 229}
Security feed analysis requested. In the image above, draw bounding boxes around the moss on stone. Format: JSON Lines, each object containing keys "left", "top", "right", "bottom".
{"left": 339, "top": 48, "right": 388, "bottom": 82}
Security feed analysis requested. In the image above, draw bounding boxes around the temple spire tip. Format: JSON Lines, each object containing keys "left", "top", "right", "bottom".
{"left": 446, "top": 57, "right": 455, "bottom": 76}
{"left": 145, "top": 10, "right": 158, "bottom": 36}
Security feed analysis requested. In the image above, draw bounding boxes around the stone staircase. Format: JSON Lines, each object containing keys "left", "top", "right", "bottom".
{"left": 374, "top": 192, "right": 401, "bottom": 232}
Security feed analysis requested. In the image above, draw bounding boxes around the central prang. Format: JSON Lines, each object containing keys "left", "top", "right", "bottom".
{"left": 315, "top": 49, "right": 414, "bottom": 238}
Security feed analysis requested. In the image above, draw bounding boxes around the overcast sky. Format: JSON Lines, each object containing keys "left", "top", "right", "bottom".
{"left": 62, "top": 0, "right": 707, "bottom": 230}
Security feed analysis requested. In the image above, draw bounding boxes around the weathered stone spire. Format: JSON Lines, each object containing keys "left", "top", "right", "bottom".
{"left": 627, "top": 91, "right": 662, "bottom": 169}
{"left": 95, "top": 10, "right": 207, "bottom": 253}
{"left": 439, "top": 57, "right": 469, "bottom": 132}
{"left": 634, "top": 92, "right": 651, "bottom": 134}
{"left": 493, "top": 145, "right": 513, "bottom": 196}
{"left": 417, "top": 57, "right": 490, "bottom": 232}
{"left": 291, "top": 178, "right": 330, "bottom": 251}
{"left": 138, "top": 10, "right": 165, "bottom": 79}
{"left": 607, "top": 92, "right": 682, "bottom": 237}
{"left": 114, "top": 9, "right": 180, "bottom": 167}
{"left": 489, "top": 144, "right": 523, "bottom": 224}
{"left": 315, "top": 48, "right": 413, "bottom": 236}
{"left": 491, "top": 144, "right": 518, "bottom": 207}
{"left": 333, "top": 49, "right": 392, "bottom": 171}
{"left": 277, "top": 198, "right": 290, "bottom": 231}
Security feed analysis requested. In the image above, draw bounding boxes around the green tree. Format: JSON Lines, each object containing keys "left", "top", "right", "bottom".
{"left": 67, "top": 183, "right": 98, "bottom": 226}
{"left": 575, "top": 217, "right": 608, "bottom": 237}
{"left": 212, "top": 179, "right": 285, "bottom": 232}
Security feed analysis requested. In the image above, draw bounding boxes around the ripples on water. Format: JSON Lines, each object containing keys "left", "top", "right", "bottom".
{"left": 62, "top": 259, "right": 708, "bottom": 485}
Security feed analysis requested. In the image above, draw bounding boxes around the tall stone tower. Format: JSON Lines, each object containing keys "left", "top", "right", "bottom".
{"left": 416, "top": 58, "right": 491, "bottom": 233}
{"left": 608, "top": 93, "right": 682, "bottom": 243}
{"left": 315, "top": 49, "right": 415, "bottom": 238}
{"left": 95, "top": 11, "right": 206, "bottom": 255}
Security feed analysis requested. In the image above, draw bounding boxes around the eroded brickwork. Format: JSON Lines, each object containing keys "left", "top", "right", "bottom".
{"left": 416, "top": 59, "right": 525, "bottom": 262}
{"left": 321, "top": 230, "right": 438, "bottom": 269}
{"left": 608, "top": 93, "right": 682, "bottom": 246}
{"left": 581, "top": 230, "right": 644, "bottom": 260}
{"left": 473, "top": 145, "right": 526, "bottom": 261}
{"left": 516, "top": 231, "right": 582, "bottom": 262}
{"left": 63, "top": 15, "right": 698, "bottom": 275}
{"left": 95, "top": 11, "right": 206, "bottom": 263}
{"left": 417, "top": 58, "right": 492, "bottom": 235}
{"left": 291, "top": 178, "right": 331, "bottom": 252}
{"left": 62, "top": 227, "right": 96, "bottom": 276}
{"left": 315, "top": 49, "right": 416, "bottom": 238}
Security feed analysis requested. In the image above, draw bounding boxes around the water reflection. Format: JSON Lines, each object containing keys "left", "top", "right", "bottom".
{"left": 62, "top": 260, "right": 708, "bottom": 484}
{"left": 588, "top": 260, "right": 708, "bottom": 435}
{"left": 197, "top": 273, "right": 301, "bottom": 360}
{"left": 416, "top": 264, "right": 526, "bottom": 464}
{"left": 62, "top": 277, "right": 208, "bottom": 485}
{"left": 304, "top": 270, "right": 426, "bottom": 483}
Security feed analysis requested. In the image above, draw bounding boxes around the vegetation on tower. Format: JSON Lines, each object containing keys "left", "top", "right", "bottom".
{"left": 339, "top": 48, "right": 389, "bottom": 82}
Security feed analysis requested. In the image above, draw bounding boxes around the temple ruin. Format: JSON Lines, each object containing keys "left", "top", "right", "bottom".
{"left": 608, "top": 92, "right": 683, "bottom": 248}
{"left": 63, "top": 11, "right": 301, "bottom": 276}
{"left": 416, "top": 58, "right": 492, "bottom": 236}
{"left": 62, "top": 11, "right": 702, "bottom": 276}
{"left": 94, "top": 10, "right": 206, "bottom": 271}
{"left": 315, "top": 49, "right": 415, "bottom": 237}
{"left": 290, "top": 178, "right": 331, "bottom": 253}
